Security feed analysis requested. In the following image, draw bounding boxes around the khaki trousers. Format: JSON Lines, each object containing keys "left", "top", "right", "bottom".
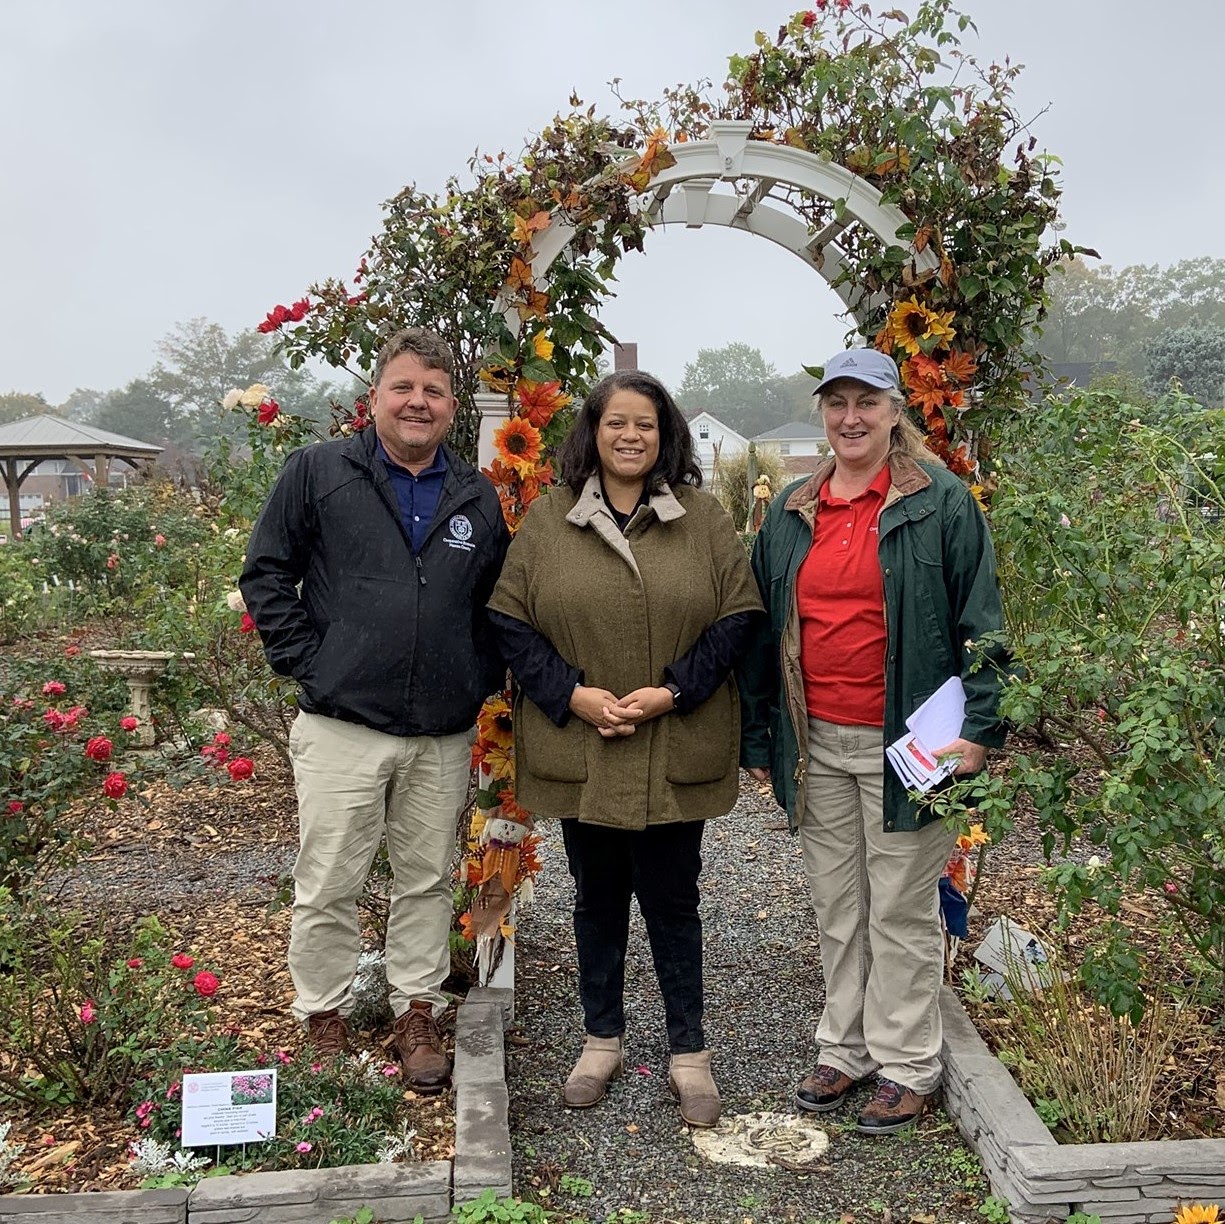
{"left": 797, "top": 718, "right": 957, "bottom": 1094}
{"left": 287, "top": 711, "right": 471, "bottom": 1023}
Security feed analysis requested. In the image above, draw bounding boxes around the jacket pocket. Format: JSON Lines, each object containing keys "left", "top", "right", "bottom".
{"left": 666, "top": 685, "right": 737, "bottom": 785}
{"left": 517, "top": 697, "right": 588, "bottom": 783}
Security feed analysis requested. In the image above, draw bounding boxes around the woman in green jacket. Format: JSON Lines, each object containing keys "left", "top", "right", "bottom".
{"left": 490, "top": 371, "right": 761, "bottom": 1128}
{"left": 739, "top": 348, "right": 1008, "bottom": 1135}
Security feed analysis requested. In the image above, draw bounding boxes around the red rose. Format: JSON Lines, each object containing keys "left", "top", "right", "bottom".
{"left": 193, "top": 970, "right": 219, "bottom": 997}
{"left": 257, "top": 399, "right": 280, "bottom": 426}
{"left": 44, "top": 708, "right": 66, "bottom": 731}
{"left": 120, "top": 716, "right": 139, "bottom": 732}
{"left": 171, "top": 953, "right": 195, "bottom": 970}
{"left": 213, "top": 732, "right": 231, "bottom": 746}
{"left": 85, "top": 736, "right": 113, "bottom": 762}
{"left": 239, "top": 612, "right": 256, "bottom": 634}
{"left": 227, "top": 757, "right": 254, "bottom": 781}
{"left": 42, "top": 680, "right": 66, "bottom": 696}
{"left": 802, "top": 9, "right": 817, "bottom": 26}
{"left": 287, "top": 297, "right": 310, "bottom": 322}
{"left": 62, "top": 705, "right": 88, "bottom": 731}
{"left": 7, "top": 800, "right": 22, "bottom": 813}
{"left": 127, "top": 958, "right": 143, "bottom": 968}
{"left": 106, "top": 553, "right": 119, "bottom": 570}
{"left": 64, "top": 645, "right": 81, "bottom": 658}
{"left": 257, "top": 304, "right": 291, "bottom": 334}
{"left": 102, "top": 771, "right": 127, "bottom": 799}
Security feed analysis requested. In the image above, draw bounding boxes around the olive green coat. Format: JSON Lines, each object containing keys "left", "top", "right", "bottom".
{"left": 488, "top": 476, "right": 762, "bottom": 829}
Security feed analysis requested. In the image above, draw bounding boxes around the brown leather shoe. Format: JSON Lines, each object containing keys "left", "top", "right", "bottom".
{"left": 305, "top": 1008, "right": 350, "bottom": 1060}
{"left": 796, "top": 1064, "right": 862, "bottom": 1113}
{"left": 855, "top": 1077, "right": 931, "bottom": 1134}
{"left": 392, "top": 1002, "right": 451, "bottom": 1095}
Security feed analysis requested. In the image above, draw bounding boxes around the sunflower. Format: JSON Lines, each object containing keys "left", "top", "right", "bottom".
{"left": 531, "top": 331, "right": 555, "bottom": 362}
{"left": 494, "top": 416, "right": 543, "bottom": 478}
{"left": 1174, "top": 1206, "right": 1220, "bottom": 1224}
{"left": 477, "top": 695, "right": 514, "bottom": 752}
{"left": 881, "top": 297, "right": 958, "bottom": 357}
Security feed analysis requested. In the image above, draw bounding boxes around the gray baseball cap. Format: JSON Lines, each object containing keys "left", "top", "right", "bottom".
{"left": 811, "top": 348, "right": 901, "bottom": 395}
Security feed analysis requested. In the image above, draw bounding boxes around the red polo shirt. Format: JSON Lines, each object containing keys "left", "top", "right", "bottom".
{"left": 796, "top": 464, "right": 891, "bottom": 726}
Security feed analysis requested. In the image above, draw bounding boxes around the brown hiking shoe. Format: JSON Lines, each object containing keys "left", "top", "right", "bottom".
{"left": 796, "top": 1064, "right": 862, "bottom": 1113}
{"left": 855, "top": 1077, "right": 931, "bottom": 1135}
{"left": 305, "top": 1008, "right": 350, "bottom": 1060}
{"left": 393, "top": 1002, "right": 451, "bottom": 1094}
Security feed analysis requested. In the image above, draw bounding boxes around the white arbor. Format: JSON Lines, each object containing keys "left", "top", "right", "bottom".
{"left": 478, "top": 121, "right": 936, "bottom": 464}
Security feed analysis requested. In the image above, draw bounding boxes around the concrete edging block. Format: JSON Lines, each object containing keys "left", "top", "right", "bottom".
{"left": 940, "top": 987, "right": 1225, "bottom": 1224}
{"left": 0, "top": 1187, "right": 187, "bottom": 1223}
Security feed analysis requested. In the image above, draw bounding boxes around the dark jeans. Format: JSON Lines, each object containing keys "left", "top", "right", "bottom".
{"left": 560, "top": 818, "right": 706, "bottom": 1054}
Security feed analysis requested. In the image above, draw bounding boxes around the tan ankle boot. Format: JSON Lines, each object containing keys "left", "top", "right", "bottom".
{"left": 669, "top": 1049, "right": 721, "bottom": 1128}
{"left": 563, "top": 1035, "right": 623, "bottom": 1108}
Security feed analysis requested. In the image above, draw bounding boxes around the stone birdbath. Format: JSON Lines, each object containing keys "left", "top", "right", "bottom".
{"left": 88, "top": 650, "right": 194, "bottom": 747}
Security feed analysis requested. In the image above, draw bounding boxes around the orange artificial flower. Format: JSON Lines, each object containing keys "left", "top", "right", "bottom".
{"left": 482, "top": 743, "right": 515, "bottom": 781}
{"left": 531, "top": 331, "right": 555, "bottom": 362}
{"left": 943, "top": 349, "right": 978, "bottom": 385}
{"left": 517, "top": 379, "right": 572, "bottom": 430}
{"left": 494, "top": 417, "right": 543, "bottom": 478}
{"left": 956, "top": 823, "right": 990, "bottom": 852}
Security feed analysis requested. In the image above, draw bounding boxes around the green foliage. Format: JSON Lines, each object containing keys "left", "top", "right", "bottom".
{"left": 984, "top": 387, "right": 1225, "bottom": 1012}
{"left": 0, "top": 391, "right": 50, "bottom": 425}
{"left": 0, "top": 538, "right": 47, "bottom": 644}
{"left": 676, "top": 343, "right": 796, "bottom": 436}
{"left": 330, "top": 1210, "right": 377, "bottom": 1224}
{"left": 978, "top": 1196, "right": 1010, "bottom": 1224}
{"left": 0, "top": 899, "right": 217, "bottom": 1109}
{"left": 1145, "top": 324, "right": 1225, "bottom": 407}
{"left": 559, "top": 1174, "right": 595, "bottom": 1198}
{"left": 448, "top": 1190, "right": 552, "bottom": 1223}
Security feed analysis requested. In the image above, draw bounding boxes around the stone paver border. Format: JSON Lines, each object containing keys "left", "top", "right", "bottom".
{"left": 0, "top": 991, "right": 515, "bottom": 1224}
{"left": 939, "top": 987, "right": 1225, "bottom": 1224}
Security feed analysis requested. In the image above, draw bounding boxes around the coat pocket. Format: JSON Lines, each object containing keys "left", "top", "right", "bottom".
{"left": 517, "top": 697, "right": 588, "bottom": 783}
{"left": 666, "top": 685, "right": 737, "bottom": 785}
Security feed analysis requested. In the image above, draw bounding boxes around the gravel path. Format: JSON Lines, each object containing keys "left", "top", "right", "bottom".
{"left": 507, "top": 777, "right": 990, "bottom": 1224}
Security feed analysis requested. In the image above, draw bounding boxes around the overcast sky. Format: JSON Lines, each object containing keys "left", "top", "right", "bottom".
{"left": 2, "top": 1, "right": 1222, "bottom": 407}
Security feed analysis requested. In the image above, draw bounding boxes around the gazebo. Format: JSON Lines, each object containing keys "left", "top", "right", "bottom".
{"left": 0, "top": 415, "right": 162, "bottom": 539}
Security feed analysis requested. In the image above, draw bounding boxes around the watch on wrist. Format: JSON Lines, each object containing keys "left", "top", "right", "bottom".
{"left": 663, "top": 681, "right": 682, "bottom": 710}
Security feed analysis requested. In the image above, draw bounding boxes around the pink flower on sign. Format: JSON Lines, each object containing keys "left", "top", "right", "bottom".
{"left": 172, "top": 953, "right": 195, "bottom": 970}
{"left": 80, "top": 999, "right": 97, "bottom": 1024}
{"left": 296, "top": 1141, "right": 313, "bottom": 1154}
{"left": 42, "top": 680, "right": 66, "bottom": 696}
{"left": 120, "top": 716, "right": 139, "bottom": 732}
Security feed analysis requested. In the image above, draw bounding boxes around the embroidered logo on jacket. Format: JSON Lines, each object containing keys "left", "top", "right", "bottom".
{"left": 445, "top": 514, "right": 475, "bottom": 551}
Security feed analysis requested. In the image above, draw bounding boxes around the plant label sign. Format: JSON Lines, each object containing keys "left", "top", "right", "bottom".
{"left": 181, "top": 1068, "right": 278, "bottom": 1147}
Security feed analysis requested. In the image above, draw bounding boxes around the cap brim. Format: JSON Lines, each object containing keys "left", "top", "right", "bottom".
{"left": 812, "top": 372, "right": 898, "bottom": 396}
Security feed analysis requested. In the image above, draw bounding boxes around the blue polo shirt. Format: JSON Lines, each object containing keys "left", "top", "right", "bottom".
{"left": 376, "top": 438, "right": 447, "bottom": 554}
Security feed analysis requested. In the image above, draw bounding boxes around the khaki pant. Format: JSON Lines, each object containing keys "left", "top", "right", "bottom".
{"left": 797, "top": 718, "right": 957, "bottom": 1094}
{"left": 287, "top": 711, "right": 471, "bottom": 1023}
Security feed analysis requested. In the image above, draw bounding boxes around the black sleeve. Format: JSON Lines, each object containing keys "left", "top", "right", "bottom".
{"left": 239, "top": 452, "right": 322, "bottom": 681}
{"left": 488, "top": 610, "right": 581, "bottom": 727}
{"left": 664, "top": 610, "right": 760, "bottom": 714}
{"left": 473, "top": 506, "right": 513, "bottom": 699}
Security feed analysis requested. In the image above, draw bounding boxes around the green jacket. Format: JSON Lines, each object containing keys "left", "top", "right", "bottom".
{"left": 489, "top": 476, "right": 763, "bottom": 829}
{"left": 738, "top": 455, "right": 1009, "bottom": 832}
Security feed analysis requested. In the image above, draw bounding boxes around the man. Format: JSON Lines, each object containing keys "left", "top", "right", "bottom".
{"left": 240, "top": 327, "right": 509, "bottom": 1093}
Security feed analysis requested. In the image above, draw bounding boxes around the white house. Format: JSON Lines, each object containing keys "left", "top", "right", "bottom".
{"left": 751, "top": 420, "right": 828, "bottom": 459}
{"left": 686, "top": 411, "right": 748, "bottom": 483}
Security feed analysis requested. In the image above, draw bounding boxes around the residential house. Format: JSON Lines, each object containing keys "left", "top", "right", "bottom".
{"left": 686, "top": 411, "right": 748, "bottom": 483}
{"left": 751, "top": 420, "right": 830, "bottom": 475}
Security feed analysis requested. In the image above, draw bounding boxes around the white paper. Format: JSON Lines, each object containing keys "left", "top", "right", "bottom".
{"left": 886, "top": 677, "right": 967, "bottom": 793}
{"left": 181, "top": 1068, "right": 277, "bottom": 1147}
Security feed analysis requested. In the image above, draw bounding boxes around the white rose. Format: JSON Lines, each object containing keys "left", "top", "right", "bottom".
{"left": 239, "top": 383, "right": 271, "bottom": 409}
{"left": 225, "top": 590, "right": 247, "bottom": 613}
{"left": 221, "top": 388, "right": 243, "bottom": 411}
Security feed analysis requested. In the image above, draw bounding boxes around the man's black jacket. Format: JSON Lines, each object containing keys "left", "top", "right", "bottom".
{"left": 240, "top": 428, "right": 510, "bottom": 737}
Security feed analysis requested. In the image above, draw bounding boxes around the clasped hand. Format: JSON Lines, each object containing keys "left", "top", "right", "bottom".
{"left": 569, "top": 685, "right": 674, "bottom": 738}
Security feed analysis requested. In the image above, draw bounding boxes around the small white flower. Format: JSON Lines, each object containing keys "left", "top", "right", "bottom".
{"left": 239, "top": 383, "right": 271, "bottom": 409}
{"left": 1058, "top": 513, "right": 1071, "bottom": 528}
{"left": 225, "top": 590, "right": 247, "bottom": 613}
{"left": 221, "top": 388, "right": 243, "bottom": 411}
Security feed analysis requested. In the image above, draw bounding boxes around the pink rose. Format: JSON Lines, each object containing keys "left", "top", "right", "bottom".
{"left": 296, "top": 1141, "right": 312, "bottom": 1154}
{"left": 154, "top": 534, "right": 166, "bottom": 547}
{"left": 193, "top": 971, "right": 219, "bottom": 997}
{"left": 80, "top": 999, "right": 96, "bottom": 1024}
{"left": 120, "top": 716, "right": 139, "bottom": 732}
{"left": 85, "top": 736, "right": 113, "bottom": 762}
{"left": 42, "top": 680, "right": 66, "bottom": 696}
{"left": 126, "top": 957, "right": 143, "bottom": 968}
{"left": 7, "top": 800, "right": 22, "bottom": 813}
{"left": 171, "top": 953, "right": 195, "bottom": 970}
{"left": 227, "top": 757, "right": 254, "bottom": 781}
{"left": 106, "top": 553, "right": 119, "bottom": 570}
